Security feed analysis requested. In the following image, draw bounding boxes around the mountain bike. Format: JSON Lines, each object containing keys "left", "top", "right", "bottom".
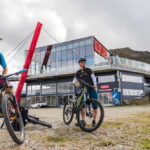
{"left": 0, "top": 69, "right": 27, "bottom": 145}
{"left": 63, "top": 78, "right": 104, "bottom": 132}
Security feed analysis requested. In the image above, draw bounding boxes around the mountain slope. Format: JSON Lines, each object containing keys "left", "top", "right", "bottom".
{"left": 109, "top": 47, "right": 150, "bottom": 64}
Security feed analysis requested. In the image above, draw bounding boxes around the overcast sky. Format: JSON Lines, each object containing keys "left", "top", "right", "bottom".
{"left": 0, "top": 0, "right": 150, "bottom": 75}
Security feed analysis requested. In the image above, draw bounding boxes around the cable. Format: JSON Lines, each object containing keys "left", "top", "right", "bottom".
{"left": 6, "top": 31, "right": 34, "bottom": 58}
{"left": 42, "top": 27, "right": 59, "bottom": 43}
{"left": 7, "top": 31, "right": 33, "bottom": 64}
{"left": 42, "top": 27, "right": 80, "bottom": 59}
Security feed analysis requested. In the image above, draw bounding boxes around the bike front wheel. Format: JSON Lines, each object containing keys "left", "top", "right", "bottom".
{"left": 2, "top": 94, "right": 25, "bottom": 145}
{"left": 77, "top": 99, "right": 104, "bottom": 132}
{"left": 63, "top": 98, "right": 74, "bottom": 125}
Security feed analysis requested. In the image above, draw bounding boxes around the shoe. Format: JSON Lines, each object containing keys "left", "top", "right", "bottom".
{"left": 92, "top": 120, "right": 96, "bottom": 127}
{"left": 75, "top": 120, "right": 86, "bottom": 127}
{"left": 80, "top": 120, "right": 86, "bottom": 127}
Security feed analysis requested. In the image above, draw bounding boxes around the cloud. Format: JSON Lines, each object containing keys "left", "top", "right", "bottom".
{"left": 0, "top": 0, "right": 150, "bottom": 76}
{"left": 0, "top": 0, "right": 67, "bottom": 73}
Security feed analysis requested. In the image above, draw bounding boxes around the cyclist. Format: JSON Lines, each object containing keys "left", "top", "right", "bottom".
{"left": 73, "top": 58, "right": 98, "bottom": 127}
{"left": 0, "top": 52, "right": 8, "bottom": 115}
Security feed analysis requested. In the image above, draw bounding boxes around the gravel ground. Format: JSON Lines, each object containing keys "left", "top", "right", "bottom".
{"left": 0, "top": 105, "right": 150, "bottom": 150}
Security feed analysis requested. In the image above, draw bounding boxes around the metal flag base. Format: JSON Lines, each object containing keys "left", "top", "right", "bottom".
{"left": 0, "top": 107, "right": 52, "bottom": 129}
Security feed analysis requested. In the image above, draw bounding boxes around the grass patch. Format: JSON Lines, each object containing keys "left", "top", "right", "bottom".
{"left": 47, "top": 136, "right": 73, "bottom": 143}
{"left": 100, "top": 140, "right": 119, "bottom": 147}
{"left": 102, "top": 121, "right": 123, "bottom": 129}
{"left": 139, "top": 138, "right": 150, "bottom": 149}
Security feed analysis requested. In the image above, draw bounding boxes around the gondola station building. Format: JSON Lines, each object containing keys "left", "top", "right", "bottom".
{"left": 24, "top": 36, "right": 150, "bottom": 107}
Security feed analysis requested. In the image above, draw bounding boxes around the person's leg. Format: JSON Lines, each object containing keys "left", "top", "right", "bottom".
{"left": 93, "top": 108, "right": 98, "bottom": 120}
{"left": 81, "top": 107, "right": 85, "bottom": 120}
{"left": 89, "top": 88, "right": 98, "bottom": 121}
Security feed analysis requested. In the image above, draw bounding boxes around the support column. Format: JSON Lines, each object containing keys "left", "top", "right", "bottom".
{"left": 56, "top": 80, "right": 58, "bottom": 107}
{"left": 25, "top": 83, "right": 28, "bottom": 108}
{"left": 15, "top": 22, "right": 42, "bottom": 103}
{"left": 40, "top": 82, "right": 42, "bottom": 102}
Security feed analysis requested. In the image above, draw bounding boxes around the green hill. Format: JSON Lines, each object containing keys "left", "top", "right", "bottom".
{"left": 109, "top": 47, "right": 150, "bottom": 64}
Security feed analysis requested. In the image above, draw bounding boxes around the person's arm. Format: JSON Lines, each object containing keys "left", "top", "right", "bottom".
{"left": 91, "top": 74, "right": 97, "bottom": 86}
{"left": 89, "top": 68, "right": 97, "bottom": 90}
{"left": 2, "top": 66, "right": 8, "bottom": 76}
{"left": 0, "top": 53, "right": 7, "bottom": 76}
{"left": 73, "top": 71, "right": 80, "bottom": 87}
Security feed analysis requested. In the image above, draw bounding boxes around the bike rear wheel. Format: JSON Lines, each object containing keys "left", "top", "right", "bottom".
{"left": 77, "top": 99, "right": 104, "bottom": 132}
{"left": 63, "top": 99, "right": 74, "bottom": 125}
{"left": 2, "top": 94, "right": 25, "bottom": 145}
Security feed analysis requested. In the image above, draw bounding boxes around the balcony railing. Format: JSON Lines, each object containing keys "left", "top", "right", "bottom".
{"left": 28, "top": 56, "right": 150, "bottom": 77}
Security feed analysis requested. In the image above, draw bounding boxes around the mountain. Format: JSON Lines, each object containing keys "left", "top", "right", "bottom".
{"left": 109, "top": 47, "right": 150, "bottom": 64}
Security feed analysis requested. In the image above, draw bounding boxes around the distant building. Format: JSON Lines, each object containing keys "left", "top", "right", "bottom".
{"left": 24, "top": 36, "right": 150, "bottom": 107}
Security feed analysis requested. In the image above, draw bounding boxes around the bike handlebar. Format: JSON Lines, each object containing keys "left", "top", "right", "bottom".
{"left": 0, "top": 68, "right": 28, "bottom": 79}
{"left": 75, "top": 77, "right": 95, "bottom": 88}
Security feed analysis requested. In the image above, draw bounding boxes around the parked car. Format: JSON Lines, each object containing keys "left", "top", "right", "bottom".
{"left": 30, "top": 102, "right": 47, "bottom": 108}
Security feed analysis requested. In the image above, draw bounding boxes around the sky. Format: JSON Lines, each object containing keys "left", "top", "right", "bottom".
{"left": 0, "top": 0, "right": 150, "bottom": 75}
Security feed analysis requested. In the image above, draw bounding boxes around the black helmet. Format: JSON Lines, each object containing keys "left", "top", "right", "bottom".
{"left": 78, "top": 58, "right": 86, "bottom": 63}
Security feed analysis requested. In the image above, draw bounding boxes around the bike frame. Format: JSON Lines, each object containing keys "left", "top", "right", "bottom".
{"left": 73, "top": 86, "right": 88, "bottom": 113}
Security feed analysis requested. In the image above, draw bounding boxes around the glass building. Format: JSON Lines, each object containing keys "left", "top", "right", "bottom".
{"left": 25, "top": 36, "right": 108, "bottom": 76}
{"left": 25, "top": 36, "right": 150, "bottom": 107}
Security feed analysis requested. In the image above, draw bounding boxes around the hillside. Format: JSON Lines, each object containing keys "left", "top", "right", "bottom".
{"left": 109, "top": 47, "right": 150, "bottom": 64}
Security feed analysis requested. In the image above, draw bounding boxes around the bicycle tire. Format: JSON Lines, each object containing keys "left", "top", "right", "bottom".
{"left": 2, "top": 94, "right": 25, "bottom": 145}
{"left": 63, "top": 99, "right": 74, "bottom": 125}
{"left": 77, "top": 99, "right": 104, "bottom": 132}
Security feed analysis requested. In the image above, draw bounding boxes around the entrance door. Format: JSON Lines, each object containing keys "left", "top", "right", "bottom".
{"left": 47, "top": 96, "right": 56, "bottom": 106}
{"left": 58, "top": 94, "right": 74, "bottom": 106}
{"left": 98, "top": 92, "right": 113, "bottom": 106}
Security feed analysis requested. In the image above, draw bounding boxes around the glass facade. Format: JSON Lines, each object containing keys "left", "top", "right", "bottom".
{"left": 26, "top": 36, "right": 96, "bottom": 75}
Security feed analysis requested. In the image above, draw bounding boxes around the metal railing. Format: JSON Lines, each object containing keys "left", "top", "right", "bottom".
{"left": 28, "top": 56, "right": 150, "bottom": 77}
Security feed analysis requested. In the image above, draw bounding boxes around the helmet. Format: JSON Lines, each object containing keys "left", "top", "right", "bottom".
{"left": 78, "top": 58, "right": 86, "bottom": 63}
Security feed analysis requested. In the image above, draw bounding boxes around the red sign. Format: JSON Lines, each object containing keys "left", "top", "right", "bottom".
{"left": 100, "top": 85, "right": 110, "bottom": 89}
{"left": 94, "top": 39, "right": 107, "bottom": 59}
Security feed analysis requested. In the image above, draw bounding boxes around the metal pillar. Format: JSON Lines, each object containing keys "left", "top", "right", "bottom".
{"left": 15, "top": 22, "right": 42, "bottom": 103}
{"left": 56, "top": 80, "right": 58, "bottom": 107}
{"left": 25, "top": 83, "right": 28, "bottom": 107}
{"left": 40, "top": 82, "right": 42, "bottom": 102}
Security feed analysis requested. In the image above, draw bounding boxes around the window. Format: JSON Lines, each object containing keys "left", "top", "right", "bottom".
{"left": 86, "top": 56, "right": 94, "bottom": 66}
{"left": 51, "top": 62, "right": 56, "bottom": 70}
{"left": 80, "top": 47, "right": 86, "bottom": 57}
{"left": 62, "top": 60, "right": 68, "bottom": 67}
{"left": 58, "top": 82, "right": 74, "bottom": 93}
{"left": 56, "top": 51, "right": 61, "bottom": 61}
{"left": 67, "top": 50, "right": 73, "bottom": 59}
{"left": 73, "top": 48, "right": 80, "bottom": 57}
{"left": 28, "top": 85, "right": 40, "bottom": 95}
{"left": 56, "top": 61, "right": 61, "bottom": 69}
{"left": 55, "top": 46, "right": 61, "bottom": 51}
{"left": 50, "top": 52, "right": 55, "bottom": 62}
{"left": 47, "top": 96, "right": 56, "bottom": 105}
{"left": 68, "top": 82, "right": 74, "bottom": 92}
{"left": 86, "top": 45, "right": 93, "bottom": 57}
{"left": 72, "top": 42, "right": 79, "bottom": 48}
{"left": 86, "top": 38, "right": 92, "bottom": 45}
{"left": 62, "top": 45, "right": 67, "bottom": 50}
{"left": 79, "top": 40, "right": 85, "bottom": 47}
{"left": 42, "top": 83, "right": 56, "bottom": 94}
{"left": 28, "top": 86, "right": 32, "bottom": 95}
{"left": 67, "top": 43, "right": 72, "bottom": 49}
{"left": 68, "top": 59, "right": 74, "bottom": 67}
{"left": 62, "top": 50, "right": 68, "bottom": 60}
